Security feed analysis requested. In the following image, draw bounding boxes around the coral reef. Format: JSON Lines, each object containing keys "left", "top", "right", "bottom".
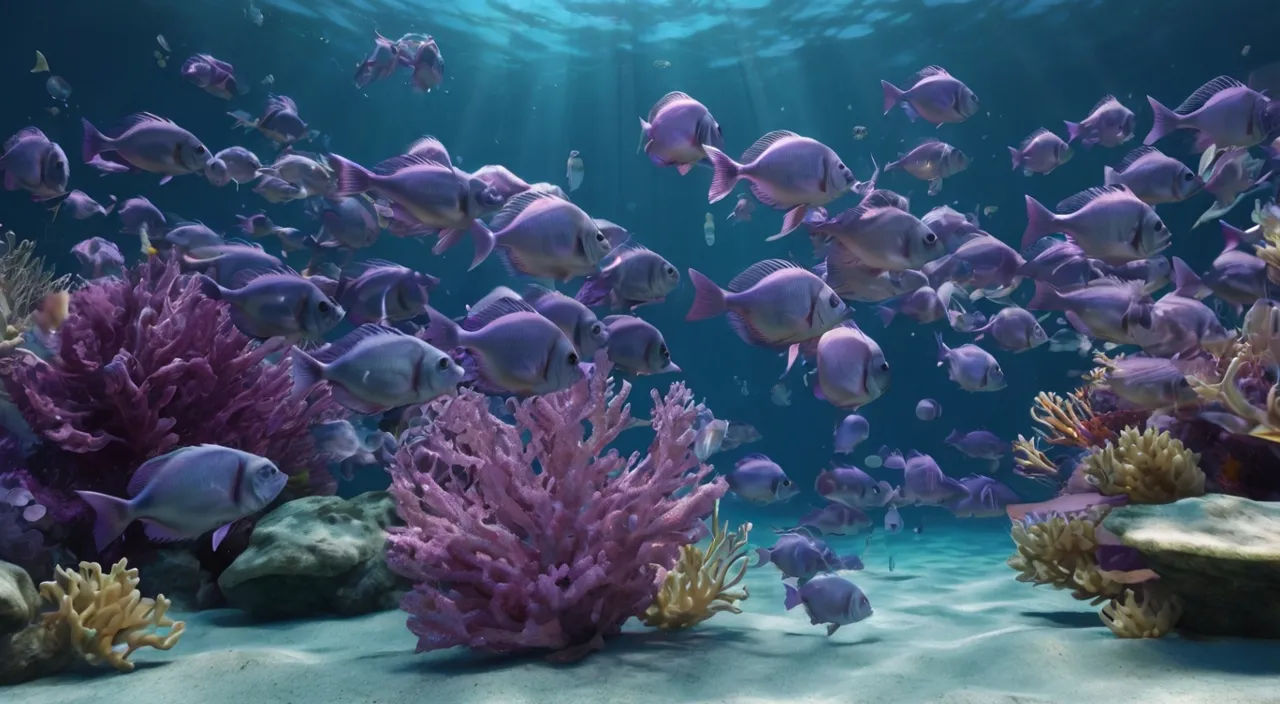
{"left": 641, "top": 500, "right": 752, "bottom": 630}
{"left": 218, "top": 491, "right": 406, "bottom": 620}
{"left": 1, "top": 478, "right": 46, "bottom": 572}
{"left": 1104, "top": 495, "right": 1280, "bottom": 637}
{"left": 0, "top": 231, "right": 70, "bottom": 342}
{"left": 386, "top": 355, "right": 726, "bottom": 661}
{"left": 1081, "top": 427, "right": 1205, "bottom": 504}
{"left": 0, "top": 258, "right": 344, "bottom": 559}
{"left": 1100, "top": 585, "right": 1182, "bottom": 638}
{"left": 1007, "top": 507, "right": 1125, "bottom": 605}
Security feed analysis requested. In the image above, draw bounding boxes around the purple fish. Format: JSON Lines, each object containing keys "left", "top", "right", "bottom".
{"left": 309, "top": 196, "right": 381, "bottom": 249}
{"left": 229, "top": 94, "right": 313, "bottom": 145}
{"left": 162, "top": 222, "right": 224, "bottom": 251}
{"left": 354, "top": 31, "right": 401, "bottom": 89}
{"left": 446, "top": 189, "right": 614, "bottom": 278}
{"left": 1146, "top": 76, "right": 1280, "bottom": 150}
{"left": 703, "top": 130, "right": 864, "bottom": 240}
{"left": 523, "top": 284, "right": 610, "bottom": 358}
{"left": 602, "top": 314, "right": 680, "bottom": 376}
{"left": 399, "top": 34, "right": 444, "bottom": 92}
{"left": 971, "top": 306, "right": 1048, "bottom": 352}
{"left": 50, "top": 190, "right": 115, "bottom": 220}
{"left": 922, "top": 205, "right": 983, "bottom": 252}
{"left": 947, "top": 475, "right": 1020, "bottom": 518}
{"left": 884, "top": 505, "right": 903, "bottom": 533}
{"left": 71, "top": 237, "right": 124, "bottom": 279}
{"left": 1029, "top": 279, "right": 1153, "bottom": 344}
{"left": 815, "top": 465, "right": 894, "bottom": 508}
{"left": 687, "top": 260, "right": 846, "bottom": 363}
{"left": 944, "top": 430, "right": 1007, "bottom": 461}
{"left": 881, "top": 65, "right": 979, "bottom": 125}
{"left": 935, "top": 332, "right": 1005, "bottom": 392}
{"left": 755, "top": 533, "right": 862, "bottom": 582}
{"left": 1131, "top": 292, "right": 1232, "bottom": 358}
{"left": 471, "top": 164, "right": 532, "bottom": 201}
{"left": 1021, "top": 185, "right": 1170, "bottom": 265}
{"left": 116, "top": 196, "right": 166, "bottom": 237}
{"left": 86, "top": 154, "right": 131, "bottom": 174}
{"left": 291, "top": 324, "right": 463, "bottom": 415}
{"left": 1009, "top": 128, "right": 1073, "bottom": 176}
{"left": 728, "top": 194, "right": 755, "bottom": 223}
{"left": 423, "top": 291, "right": 584, "bottom": 396}
{"left": 923, "top": 235, "right": 1025, "bottom": 293}
{"left": 338, "top": 260, "right": 439, "bottom": 325}
{"left": 784, "top": 574, "right": 872, "bottom": 636}
{"left": 1099, "top": 355, "right": 1200, "bottom": 410}
{"left": 811, "top": 202, "right": 944, "bottom": 272}
{"left": 1172, "top": 246, "right": 1274, "bottom": 314}
{"left": 793, "top": 503, "right": 872, "bottom": 536}
{"left": 182, "top": 242, "right": 283, "bottom": 286}
{"left": 0, "top": 127, "right": 69, "bottom": 200}
{"left": 833, "top": 414, "right": 870, "bottom": 454}
{"left": 726, "top": 453, "right": 799, "bottom": 504}
{"left": 885, "top": 140, "right": 969, "bottom": 196}
{"left": 237, "top": 213, "right": 279, "bottom": 239}
{"left": 75, "top": 444, "right": 286, "bottom": 551}
{"left": 1093, "top": 255, "right": 1171, "bottom": 296}
{"left": 639, "top": 91, "right": 724, "bottom": 175}
{"left": 254, "top": 175, "right": 306, "bottom": 203}
{"left": 82, "top": 113, "right": 212, "bottom": 183}
{"left": 818, "top": 246, "right": 928, "bottom": 303}
{"left": 1193, "top": 146, "right": 1266, "bottom": 229}
{"left": 915, "top": 398, "right": 941, "bottom": 421}
{"left": 1103, "top": 146, "right": 1202, "bottom": 205}
{"left": 310, "top": 420, "right": 364, "bottom": 463}
{"left": 812, "top": 322, "right": 890, "bottom": 410}
{"left": 181, "top": 54, "right": 243, "bottom": 100}
{"left": 876, "top": 286, "right": 944, "bottom": 326}
{"left": 198, "top": 271, "right": 345, "bottom": 341}
{"left": 576, "top": 243, "right": 679, "bottom": 310}
{"left": 891, "top": 450, "right": 967, "bottom": 505}
{"left": 212, "top": 146, "right": 263, "bottom": 186}
{"left": 1065, "top": 95, "right": 1135, "bottom": 148}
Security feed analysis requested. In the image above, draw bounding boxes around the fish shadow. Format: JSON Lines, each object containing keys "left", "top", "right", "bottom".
{"left": 875, "top": 574, "right": 920, "bottom": 582}
{"left": 1020, "top": 610, "right": 1101, "bottom": 629}
{"left": 782, "top": 631, "right": 884, "bottom": 647}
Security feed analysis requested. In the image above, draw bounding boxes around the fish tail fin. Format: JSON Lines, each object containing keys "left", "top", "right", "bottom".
{"left": 1063, "top": 120, "right": 1080, "bottom": 144}
{"left": 703, "top": 145, "right": 741, "bottom": 204}
{"left": 1103, "top": 166, "right": 1120, "bottom": 186}
{"left": 196, "top": 274, "right": 228, "bottom": 301}
{"left": 1143, "top": 96, "right": 1179, "bottom": 146}
{"left": 80, "top": 118, "right": 107, "bottom": 163}
{"left": 783, "top": 582, "right": 802, "bottom": 610}
{"left": 881, "top": 80, "right": 904, "bottom": 115}
{"left": 934, "top": 331, "right": 950, "bottom": 365}
{"left": 1020, "top": 195, "right": 1057, "bottom": 250}
{"left": 1171, "top": 256, "right": 1209, "bottom": 299}
{"left": 422, "top": 306, "right": 460, "bottom": 350}
{"left": 327, "top": 154, "right": 375, "bottom": 196}
{"left": 1220, "top": 221, "right": 1247, "bottom": 254}
{"left": 289, "top": 348, "right": 326, "bottom": 402}
{"left": 685, "top": 268, "right": 728, "bottom": 321}
{"left": 875, "top": 305, "right": 897, "bottom": 327}
{"left": 434, "top": 220, "right": 495, "bottom": 272}
{"left": 74, "top": 490, "right": 133, "bottom": 551}
{"left": 1027, "top": 280, "right": 1065, "bottom": 312}
{"left": 103, "top": 195, "right": 118, "bottom": 216}
{"left": 1008, "top": 146, "right": 1021, "bottom": 171}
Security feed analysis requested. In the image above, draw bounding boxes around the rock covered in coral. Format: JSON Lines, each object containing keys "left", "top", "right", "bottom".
{"left": 1007, "top": 507, "right": 1124, "bottom": 604}
{"left": 1082, "top": 427, "right": 1204, "bottom": 504}
{"left": 1104, "top": 495, "right": 1280, "bottom": 637}
{"left": 1100, "top": 585, "right": 1182, "bottom": 638}
{"left": 0, "top": 560, "right": 71, "bottom": 685}
{"left": 217, "top": 491, "right": 405, "bottom": 620}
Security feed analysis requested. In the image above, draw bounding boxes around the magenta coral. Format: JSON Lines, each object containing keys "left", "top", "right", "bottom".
{"left": 386, "top": 357, "right": 726, "bottom": 660}
{"left": 0, "top": 257, "right": 344, "bottom": 514}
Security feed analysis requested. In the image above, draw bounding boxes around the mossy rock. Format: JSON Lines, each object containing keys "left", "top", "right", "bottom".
{"left": 0, "top": 560, "right": 71, "bottom": 684}
{"left": 1103, "top": 495, "right": 1280, "bottom": 637}
{"left": 217, "top": 491, "right": 407, "bottom": 620}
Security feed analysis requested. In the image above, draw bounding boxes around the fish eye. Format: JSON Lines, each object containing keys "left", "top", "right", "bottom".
{"left": 924, "top": 232, "right": 938, "bottom": 244}
{"left": 782, "top": 479, "right": 793, "bottom": 487}
{"left": 1153, "top": 221, "right": 1164, "bottom": 232}
{"left": 567, "top": 351, "right": 579, "bottom": 365}
{"left": 436, "top": 357, "right": 451, "bottom": 371}
{"left": 591, "top": 323, "right": 603, "bottom": 335}
{"left": 596, "top": 232, "right": 606, "bottom": 242}
{"left": 828, "top": 293, "right": 840, "bottom": 307}
{"left": 1182, "top": 172, "right": 1194, "bottom": 181}
{"left": 318, "top": 301, "right": 332, "bottom": 313}
{"left": 879, "top": 362, "right": 890, "bottom": 372}
{"left": 659, "top": 344, "right": 670, "bottom": 358}
{"left": 195, "top": 146, "right": 207, "bottom": 154}
{"left": 665, "top": 265, "right": 676, "bottom": 276}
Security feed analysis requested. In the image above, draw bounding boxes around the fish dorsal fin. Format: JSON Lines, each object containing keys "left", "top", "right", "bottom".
{"left": 1056, "top": 185, "right": 1131, "bottom": 214}
{"left": 647, "top": 91, "right": 693, "bottom": 122}
{"left": 490, "top": 190, "right": 562, "bottom": 232}
{"left": 267, "top": 94, "right": 298, "bottom": 113}
{"left": 127, "top": 445, "right": 210, "bottom": 496}
{"left": 740, "top": 130, "right": 797, "bottom": 164}
{"left": 373, "top": 152, "right": 446, "bottom": 175}
{"left": 909, "top": 65, "right": 951, "bottom": 84}
{"left": 463, "top": 290, "right": 535, "bottom": 331}
{"left": 1089, "top": 94, "right": 1118, "bottom": 113}
{"left": 121, "top": 113, "right": 174, "bottom": 130}
{"left": 861, "top": 189, "right": 909, "bottom": 210}
{"left": 5, "top": 127, "right": 47, "bottom": 151}
{"left": 736, "top": 452, "right": 771, "bottom": 467}
{"left": 312, "top": 323, "right": 403, "bottom": 364}
{"left": 828, "top": 202, "right": 878, "bottom": 228}
{"left": 230, "top": 266, "right": 298, "bottom": 289}
{"left": 405, "top": 135, "right": 452, "bottom": 166}
{"left": 1116, "top": 146, "right": 1159, "bottom": 172}
{"left": 1019, "top": 128, "right": 1051, "bottom": 150}
{"left": 727, "top": 259, "right": 800, "bottom": 293}
{"left": 1175, "top": 76, "right": 1245, "bottom": 115}
{"left": 522, "top": 283, "right": 565, "bottom": 304}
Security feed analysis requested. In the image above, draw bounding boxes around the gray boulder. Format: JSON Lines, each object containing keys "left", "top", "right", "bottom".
{"left": 217, "top": 491, "right": 406, "bottom": 620}
{"left": 0, "top": 560, "right": 70, "bottom": 684}
{"left": 1103, "top": 494, "right": 1280, "bottom": 637}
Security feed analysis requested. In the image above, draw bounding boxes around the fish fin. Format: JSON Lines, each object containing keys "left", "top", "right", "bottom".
{"left": 1008, "top": 146, "right": 1021, "bottom": 171}
{"left": 782, "top": 344, "right": 800, "bottom": 378}
{"left": 901, "top": 102, "right": 921, "bottom": 122}
{"left": 328, "top": 383, "right": 390, "bottom": 416}
{"left": 1220, "top": 222, "right": 1247, "bottom": 254}
{"left": 703, "top": 145, "right": 741, "bottom": 203}
{"left": 1171, "top": 256, "right": 1209, "bottom": 299}
{"left": 685, "top": 268, "right": 728, "bottom": 320}
{"left": 1102, "top": 165, "right": 1120, "bottom": 186}
{"left": 767, "top": 205, "right": 809, "bottom": 242}
{"left": 927, "top": 178, "right": 942, "bottom": 196}
{"left": 676, "top": 162, "right": 695, "bottom": 176}
{"left": 875, "top": 305, "right": 896, "bottom": 327}
{"left": 289, "top": 347, "right": 327, "bottom": 401}
{"left": 74, "top": 490, "right": 133, "bottom": 551}
{"left": 142, "top": 519, "right": 191, "bottom": 543}
{"left": 328, "top": 153, "right": 375, "bottom": 196}
{"left": 80, "top": 118, "right": 108, "bottom": 163}
{"left": 880, "top": 81, "right": 904, "bottom": 114}
{"left": 196, "top": 274, "right": 228, "bottom": 301}
{"left": 934, "top": 331, "right": 950, "bottom": 365}
{"left": 784, "top": 583, "right": 802, "bottom": 610}
{"left": 636, "top": 117, "right": 650, "bottom": 154}
{"left": 159, "top": 175, "right": 173, "bottom": 186}
{"left": 1020, "top": 195, "right": 1057, "bottom": 250}
{"left": 727, "top": 259, "right": 800, "bottom": 293}
{"left": 1063, "top": 120, "right": 1080, "bottom": 144}
{"left": 1143, "top": 96, "right": 1180, "bottom": 146}
{"left": 31, "top": 50, "right": 48, "bottom": 73}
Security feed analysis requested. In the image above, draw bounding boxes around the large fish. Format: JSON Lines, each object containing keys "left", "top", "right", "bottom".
{"left": 1021, "top": 185, "right": 1170, "bottom": 265}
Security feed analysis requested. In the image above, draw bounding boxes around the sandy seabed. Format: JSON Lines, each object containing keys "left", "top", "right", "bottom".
{"left": 5, "top": 523, "right": 1280, "bottom": 704}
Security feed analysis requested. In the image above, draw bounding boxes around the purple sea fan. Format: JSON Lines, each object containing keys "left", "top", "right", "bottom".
{"left": 0, "top": 258, "right": 345, "bottom": 512}
{"left": 386, "top": 354, "right": 727, "bottom": 661}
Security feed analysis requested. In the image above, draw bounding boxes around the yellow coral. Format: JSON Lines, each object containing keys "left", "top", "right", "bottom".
{"left": 1007, "top": 507, "right": 1123, "bottom": 605}
{"left": 1101, "top": 586, "right": 1182, "bottom": 638}
{"left": 641, "top": 501, "right": 751, "bottom": 630}
{"left": 1081, "top": 427, "right": 1204, "bottom": 504}
{"left": 1029, "top": 391, "right": 1097, "bottom": 448}
{"left": 1012, "top": 434, "right": 1057, "bottom": 482}
{"left": 39, "top": 559, "right": 185, "bottom": 673}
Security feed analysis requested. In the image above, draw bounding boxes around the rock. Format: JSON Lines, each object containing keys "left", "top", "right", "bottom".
{"left": 1103, "top": 495, "right": 1280, "bottom": 637}
{"left": 0, "top": 561, "right": 37, "bottom": 634}
{"left": 217, "top": 491, "right": 406, "bottom": 620}
{"left": 1, "top": 560, "right": 71, "bottom": 685}
{"left": 141, "top": 550, "right": 220, "bottom": 611}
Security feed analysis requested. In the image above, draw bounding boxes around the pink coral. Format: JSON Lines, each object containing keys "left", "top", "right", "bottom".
{"left": 386, "top": 358, "right": 726, "bottom": 660}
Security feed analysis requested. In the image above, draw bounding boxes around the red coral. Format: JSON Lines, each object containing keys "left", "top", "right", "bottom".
{"left": 386, "top": 356, "right": 726, "bottom": 660}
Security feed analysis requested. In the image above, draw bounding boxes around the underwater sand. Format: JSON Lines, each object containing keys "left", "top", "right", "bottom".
{"left": 6, "top": 524, "right": 1280, "bottom": 704}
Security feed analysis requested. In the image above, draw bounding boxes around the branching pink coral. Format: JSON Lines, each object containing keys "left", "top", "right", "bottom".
{"left": 0, "top": 257, "right": 344, "bottom": 516}
{"left": 386, "top": 357, "right": 726, "bottom": 661}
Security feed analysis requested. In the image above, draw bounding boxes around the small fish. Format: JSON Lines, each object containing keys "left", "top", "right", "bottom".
{"left": 71, "top": 236, "right": 125, "bottom": 279}
{"left": 983, "top": 206, "right": 998, "bottom": 216}
{"left": 915, "top": 398, "right": 941, "bottom": 421}
{"left": 291, "top": 324, "right": 464, "bottom": 415}
{"left": 0, "top": 127, "right": 69, "bottom": 200}
{"left": 49, "top": 190, "right": 114, "bottom": 221}
{"left": 1027, "top": 279, "right": 1153, "bottom": 345}
{"left": 1098, "top": 355, "right": 1200, "bottom": 410}
{"left": 229, "top": 95, "right": 313, "bottom": 145}
{"left": 31, "top": 51, "right": 48, "bottom": 73}
{"left": 603, "top": 314, "right": 680, "bottom": 375}
{"left": 770, "top": 381, "right": 792, "bottom": 406}
{"left": 1172, "top": 242, "right": 1273, "bottom": 314}
{"left": 1009, "top": 128, "right": 1072, "bottom": 176}
{"left": 970, "top": 306, "right": 1048, "bottom": 353}
{"left": 443, "top": 189, "right": 610, "bottom": 278}
{"left": 638, "top": 91, "right": 725, "bottom": 175}
{"left": 212, "top": 146, "right": 263, "bottom": 186}
{"left": 833, "top": 414, "right": 870, "bottom": 454}
{"left": 354, "top": 31, "right": 402, "bottom": 89}
{"left": 727, "top": 194, "right": 755, "bottom": 223}
{"left": 337, "top": 260, "right": 439, "bottom": 325}
{"left": 784, "top": 574, "right": 873, "bottom": 636}
{"left": 944, "top": 429, "right": 1007, "bottom": 461}
{"left": 755, "top": 533, "right": 861, "bottom": 582}
{"left": 566, "top": 149, "right": 585, "bottom": 191}
{"left": 1103, "top": 146, "right": 1202, "bottom": 205}
{"left": 82, "top": 113, "right": 213, "bottom": 183}
{"left": 852, "top": 125, "right": 868, "bottom": 140}
{"left": 156, "top": 35, "right": 170, "bottom": 52}
{"left": 693, "top": 418, "right": 729, "bottom": 461}
{"left": 875, "top": 286, "right": 944, "bottom": 326}
{"left": 1146, "top": 76, "right": 1280, "bottom": 150}
{"left": 885, "top": 140, "right": 969, "bottom": 196}
{"left": 923, "top": 235, "right": 1025, "bottom": 293}
{"left": 398, "top": 34, "right": 444, "bottom": 92}
{"left": 881, "top": 66, "right": 980, "bottom": 125}
{"left": 261, "top": 74, "right": 274, "bottom": 88}
{"left": 523, "top": 284, "right": 610, "bottom": 358}
{"left": 310, "top": 420, "right": 363, "bottom": 462}
{"left": 809, "top": 202, "right": 944, "bottom": 272}
{"left": 652, "top": 59, "right": 671, "bottom": 69}
{"left": 946, "top": 476, "right": 1020, "bottom": 518}
{"left": 1065, "top": 95, "right": 1135, "bottom": 148}
{"left": 254, "top": 175, "right": 306, "bottom": 203}
{"left": 471, "top": 164, "right": 532, "bottom": 202}
{"left": 262, "top": 152, "right": 334, "bottom": 196}
{"left": 704, "top": 212, "right": 716, "bottom": 245}
{"left": 726, "top": 453, "right": 799, "bottom": 504}
{"left": 181, "top": 54, "right": 245, "bottom": 100}
{"left": 197, "top": 271, "right": 345, "bottom": 342}
{"left": 1193, "top": 145, "right": 1266, "bottom": 229}
{"left": 818, "top": 248, "right": 929, "bottom": 303}
{"left": 793, "top": 503, "right": 872, "bottom": 536}
{"left": 162, "top": 221, "right": 224, "bottom": 252}
{"left": 935, "top": 332, "right": 1005, "bottom": 392}
{"left": 183, "top": 243, "right": 283, "bottom": 286}
{"left": 576, "top": 243, "right": 678, "bottom": 311}
{"left": 46, "top": 76, "right": 72, "bottom": 102}
{"left": 812, "top": 322, "right": 890, "bottom": 410}
{"left": 247, "top": 0, "right": 263, "bottom": 26}
{"left": 1021, "top": 185, "right": 1170, "bottom": 265}
{"left": 75, "top": 444, "right": 286, "bottom": 551}
{"left": 815, "top": 465, "right": 893, "bottom": 508}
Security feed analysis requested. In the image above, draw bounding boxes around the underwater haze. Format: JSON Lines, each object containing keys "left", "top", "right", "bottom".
{"left": 3, "top": 0, "right": 1280, "bottom": 701}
